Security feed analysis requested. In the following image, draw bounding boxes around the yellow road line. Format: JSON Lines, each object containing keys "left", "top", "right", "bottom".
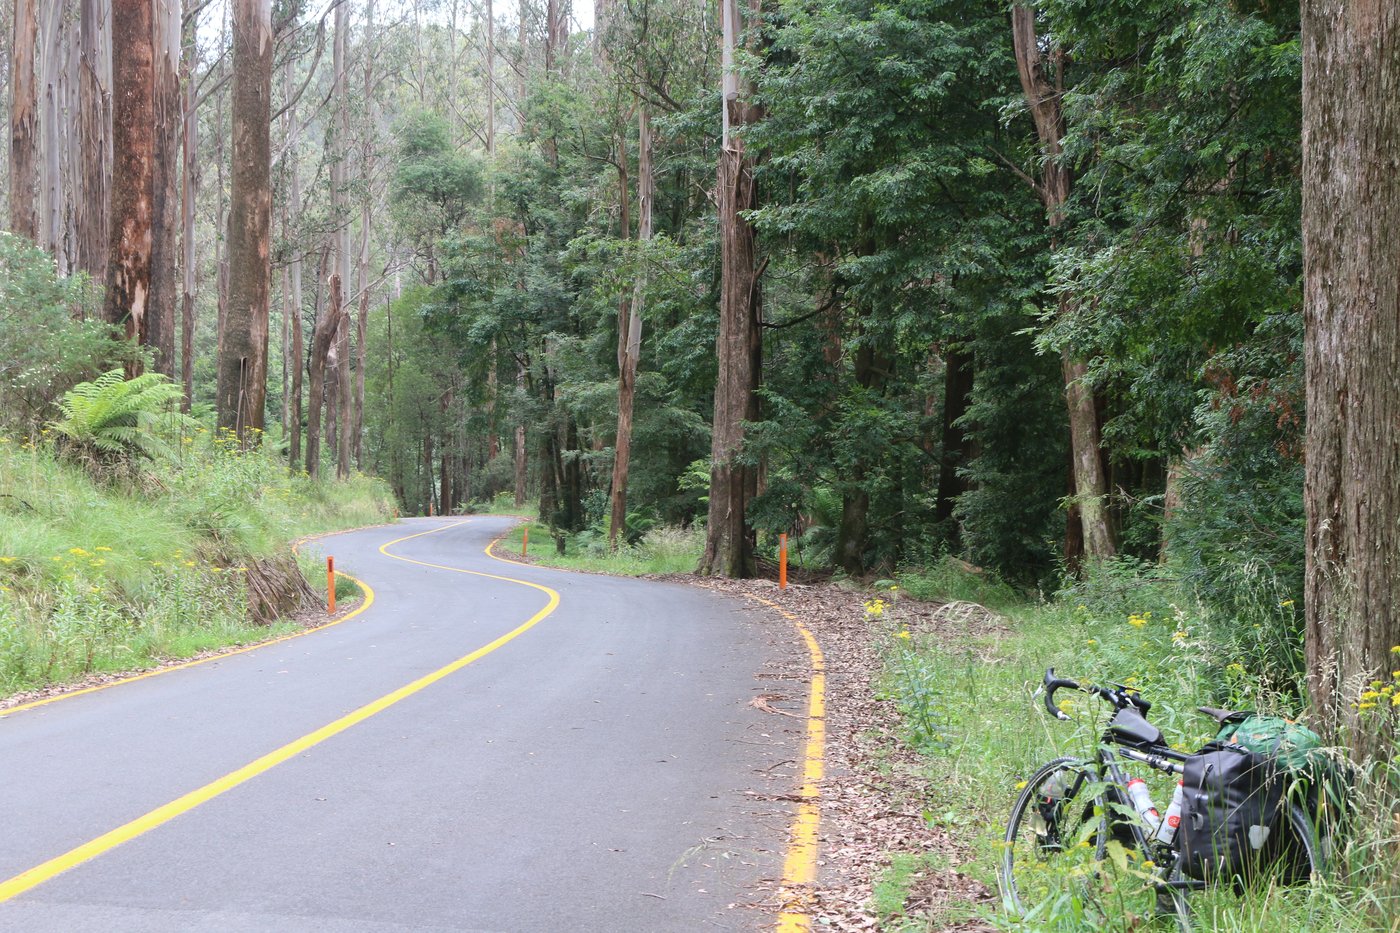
{"left": 748, "top": 594, "right": 826, "bottom": 933}
{"left": 0, "top": 519, "right": 560, "bottom": 904}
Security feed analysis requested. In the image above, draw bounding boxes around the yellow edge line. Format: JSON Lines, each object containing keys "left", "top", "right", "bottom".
{"left": 0, "top": 519, "right": 560, "bottom": 904}
{"left": 1, "top": 536, "right": 375, "bottom": 719}
{"left": 750, "top": 594, "right": 826, "bottom": 933}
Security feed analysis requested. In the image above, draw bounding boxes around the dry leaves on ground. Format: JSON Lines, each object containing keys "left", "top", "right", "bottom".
{"left": 669, "top": 575, "right": 1004, "bottom": 932}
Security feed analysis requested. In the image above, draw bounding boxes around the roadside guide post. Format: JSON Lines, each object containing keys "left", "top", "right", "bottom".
{"left": 522, "top": 527, "right": 529, "bottom": 557}
{"left": 327, "top": 556, "right": 336, "bottom": 614}
{"left": 779, "top": 533, "right": 788, "bottom": 590}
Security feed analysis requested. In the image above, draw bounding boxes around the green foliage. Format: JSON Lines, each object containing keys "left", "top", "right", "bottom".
{"left": 51, "top": 370, "right": 191, "bottom": 467}
{"left": 0, "top": 232, "right": 126, "bottom": 434}
{"left": 0, "top": 432, "right": 393, "bottom": 696}
{"left": 895, "top": 557, "right": 1020, "bottom": 611}
{"left": 390, "top": 110, "right": 485, "bottom": 276}
{"left": 502, "top": 522, "right": 703, "bottom": 576}
{"left": 868, "top": 581, "right": 1390, "bottom": 931}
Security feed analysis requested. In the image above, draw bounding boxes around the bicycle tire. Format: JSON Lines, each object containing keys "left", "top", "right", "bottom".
{"left": 1001, "top": 756, "right": 1191, "bottom": 930}
{"left": 998, "top": 756, "right": 1106, "bottom": 918}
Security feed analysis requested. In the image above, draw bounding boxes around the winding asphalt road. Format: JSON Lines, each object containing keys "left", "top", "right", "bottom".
{"left": 0, "top": 517, "right": 808, "bottom": 931}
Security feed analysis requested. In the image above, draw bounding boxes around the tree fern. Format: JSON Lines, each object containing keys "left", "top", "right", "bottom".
{"left": 52, "top": 370, "right": 191, "bottom": 463}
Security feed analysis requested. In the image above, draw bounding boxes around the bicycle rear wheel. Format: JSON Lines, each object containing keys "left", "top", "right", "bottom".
{"left": 1183, "top": 801, "right": 1330, "bottom": 929}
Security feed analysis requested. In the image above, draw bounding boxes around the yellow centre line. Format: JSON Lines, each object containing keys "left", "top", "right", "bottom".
{"left": 0, "top": 519, "right": 560, "bottom": 904}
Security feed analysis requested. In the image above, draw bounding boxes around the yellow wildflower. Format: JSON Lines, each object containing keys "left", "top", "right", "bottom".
{"left": 1016, "top": 780, "right": 1028, "bottom": 790}
{"left": 0, "top": 557, "right": 15, "bottom": 564}
{"left": 1128, "top": 615, "right": 1147, "bottom": 628}
{"left": 1087, "top": 638, "right": 1098, "bottom": 646}
{"left": 94, "top": 546, "right": 112, "bottom": 552}
{"left": 1392, "top": 693, "right": 1400, "bottom": 707}
{"left": 1279, "top": 599, "right": 1295, "bottom": 608}
{"left": 895, "top": 630, "right": 911, "bottom": 640}
{"left": 67, "top": 547, "right": 90, "bottom": 557}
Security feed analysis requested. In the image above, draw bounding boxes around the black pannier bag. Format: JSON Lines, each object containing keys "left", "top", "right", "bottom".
{"left": 1178, "top": 741, "right": 1284, "bottom": 882}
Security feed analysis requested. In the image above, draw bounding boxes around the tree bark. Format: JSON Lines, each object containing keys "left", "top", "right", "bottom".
{"left": 332, "top": 0, "right": 351, "bottom": 477}
{"left": 179, "top": 0, "right": 197, "bottom": 408}
{"left": 699, "top": 0, "right": 761, "bottom": 578}
{"left": 439, "top": 386, "right": 453, "bottom": 513}
{"left": 932, "top": 344, "right": 974, "bottom": 543}
{"left": 147, "top": 0, "right": 180, "bottom": 376}
{"left": 212, "top": 11, "right": 229, "bottom": 364}
{"left": 281, "top": 52, "right": 303, "bottom": 464}
{"left": 103, "top": 0, "right": 155, "bottom": 358}
{"left": 353, "top": 0, "right": 376, "bottom": 469}
{"left": 608, "top": 108, "right": 649, "bottom": 550}
{"left": 9, "top": 0, "right": 39, "bottom": 240}
{"left": 1010, "top": 3, "right": 1116, "bottom": 562}
{"left": 514, "top": 362, "right": 528, "bottom": 505}
{"left": 835, "top": 339, "right": 891, "bottom": 575}
{"left": 215, "top": 0, "right": 273, "bottom": 441}
{"left": 306, "top": 267, "right": 338, "bottom": 479}
{"left": 1302, "top": 0, "right": 1400, "bottom": 756}
{"left": 76, "top": 0, "right": 111, "bottom": 279}
{"left": 37, "top": 0, "right": 68, "bottom": 268}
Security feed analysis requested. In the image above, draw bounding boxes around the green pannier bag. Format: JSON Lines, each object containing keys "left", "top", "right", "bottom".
{"left": 1214, "top": 716, "right": 1323, "bottom": 773}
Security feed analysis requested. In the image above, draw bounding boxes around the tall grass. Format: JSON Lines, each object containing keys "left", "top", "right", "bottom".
{"left": 868, "top": 559, "right": 1397, "bottom": 932}
{"left": 498, "top": 522, "right": 703, "bottom": 576}
{"left": 0, "top": 432, "right": 393, "bottom": 696}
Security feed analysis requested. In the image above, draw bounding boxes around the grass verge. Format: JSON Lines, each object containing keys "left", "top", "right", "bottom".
{"left": 495, "top": 522, "right": 703, "bottom": 576}
{"left": 0, "top": 434, "right": 393, "bottom": 699}
{"left": 866, "top": 563, "right": 1398, "bottom": 931}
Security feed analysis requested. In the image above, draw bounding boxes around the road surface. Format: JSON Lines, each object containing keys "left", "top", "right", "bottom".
{"left": 0, "top": 517, "right": 808, "bottom": 931}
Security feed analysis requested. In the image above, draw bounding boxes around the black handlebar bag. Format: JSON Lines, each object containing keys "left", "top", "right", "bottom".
{"left": 1179, "top": 741, "right": 1284, "bottom": 883}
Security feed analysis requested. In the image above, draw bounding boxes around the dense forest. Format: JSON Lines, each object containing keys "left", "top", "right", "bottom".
{"left": 3, "top": 0, "right": 1400, "bottom": 766}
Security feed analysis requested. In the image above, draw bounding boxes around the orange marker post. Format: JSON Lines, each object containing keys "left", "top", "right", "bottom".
{"left": 779, "top": 533, "right": 788, "bottom": 590}
{"left": 327, "top": 556, "right": 336, "bottom": 614}
{"left": 522, "top": 527, "right": 529, "bottom": 557}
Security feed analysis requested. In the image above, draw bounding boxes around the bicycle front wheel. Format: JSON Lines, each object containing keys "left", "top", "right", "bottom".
{"left": 1001, "top": 756, "right": 1190, "bottom": 930}
{"left": 999, "top": 756, "right": 1108, "bottom": 920}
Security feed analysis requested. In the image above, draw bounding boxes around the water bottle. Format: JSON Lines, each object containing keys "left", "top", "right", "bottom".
{"left": 1030, "top": 769, "right": 1074, "bottom": 839}
{"left": 1126, "top": 777, "right": 1162, "bottom": 833}
{"left": 1153, "top": 780, "right": 1186, "bottom": 845}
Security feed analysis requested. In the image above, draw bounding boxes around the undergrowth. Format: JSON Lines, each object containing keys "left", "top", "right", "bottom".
{"left": 0, "top": 431, "right": 393, "bottom": 697}
{"left": 868, "top": 558, "right": 1398, "bottom": 932}
{"left": 497, "top": 522, "right": 703, "bottom": 576}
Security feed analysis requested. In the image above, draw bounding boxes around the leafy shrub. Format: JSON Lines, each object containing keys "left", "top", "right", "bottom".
{"left": 0, "top": 232, "right": 125, "bottom": 433}
{"left": 1168, "top": 318, "right": 1306, "bottom": 699}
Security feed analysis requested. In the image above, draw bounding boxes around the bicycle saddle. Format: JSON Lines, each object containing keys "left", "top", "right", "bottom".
{"left": 1195, "top": 706, "right": 1253, "bottom": 725}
